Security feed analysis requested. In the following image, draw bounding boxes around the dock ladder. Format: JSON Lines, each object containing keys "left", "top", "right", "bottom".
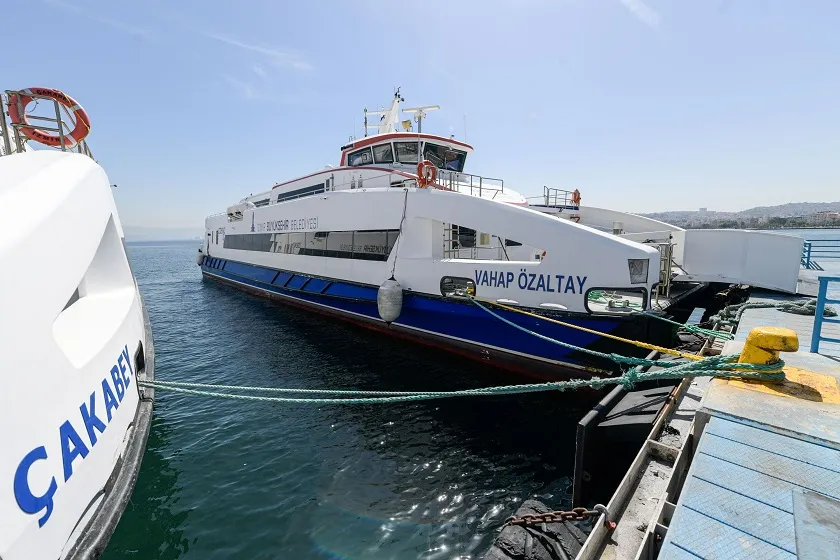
{"left": 810, "top": 275, "right": 840, "bottom": 353}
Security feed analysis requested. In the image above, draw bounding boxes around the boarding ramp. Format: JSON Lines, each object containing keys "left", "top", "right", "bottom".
{"left": 669, "top": 229, "right": 803, "bottom": 293}
{"left": 576, "top": 208, "right": 804, "bottom": 294}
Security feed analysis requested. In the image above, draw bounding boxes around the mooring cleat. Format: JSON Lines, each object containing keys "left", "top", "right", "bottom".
{"left": 738, "top": 326, "right": 799, "bottom": 379}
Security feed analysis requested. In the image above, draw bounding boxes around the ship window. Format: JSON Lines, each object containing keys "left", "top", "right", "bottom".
{"left": 348, "top": 148, "right": 373, "bottom": 167}
{"left": 424, "top": 143, "right": 466, "bottom": 172}
{"left": 253, "top": 198, "right": 270, "bottom": 207}
{"left": 440, "top": 277, "right": 476, "bottom": 298}
{"left": 223, "top": 230, "right": 398, "bottom": 261}
{"left": 504, "top": 239, "right": 522, "bottom": 247}
{"left": 302, "top": 231, "right": 327, "bottom": 256}
{"left": 394, "top": 142, "right": 419, "bottom": 164}
{"left": 270, "top": 233, "right": 287, "bottom": 253}
{"left": 450, "top": 225, "right": 475, "bottom": 249}
{"left": 352, "top": 230, "right": 395, "bottom": 260}
{"left": 584, "top": 288, "right": 648, "bottom": 314}
{"left": 276, "top": 183, "right": 326, "bottom": 203}
{"left": 326, "top": 231, "right": 354, "bottom": 258}
{"left": 287, "top": 233, "right": 304, "bottom": 254}
{"left": 373, "top": 143, "right": 394, "bottom": 164}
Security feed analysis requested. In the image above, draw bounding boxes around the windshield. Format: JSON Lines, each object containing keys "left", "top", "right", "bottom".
{"left": 424, "top": 143, "right": 467, "bottom": 172}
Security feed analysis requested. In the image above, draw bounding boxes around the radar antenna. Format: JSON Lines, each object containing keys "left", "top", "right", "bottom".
{"left": 402, "top": 104, "right": 440, "bottom": 133}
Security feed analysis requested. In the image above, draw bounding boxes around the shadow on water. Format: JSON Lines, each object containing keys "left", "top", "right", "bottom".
{"left": 103, "top": 416, "right": 191, "bottom": 559}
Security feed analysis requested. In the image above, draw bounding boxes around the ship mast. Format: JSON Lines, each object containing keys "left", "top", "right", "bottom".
{"left": 365, "top": 88, "right": 405, "bottom": 136}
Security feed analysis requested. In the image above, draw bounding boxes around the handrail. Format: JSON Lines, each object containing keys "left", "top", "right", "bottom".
{"left": 810, "top": 275, "right": 840, "bottom": 353}
{"left": 527, "top": 186, "right": 579, "bottom": 208}
{"left": 436, "top": 169, "right": 504, "bottom": 198}
{"left": 802, "top": 238, "right": 840, "bottom": 270}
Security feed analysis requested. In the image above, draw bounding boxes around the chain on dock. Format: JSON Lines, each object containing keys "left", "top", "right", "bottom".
{"left": 504, "top": 505, "right": 615, "bottom": 530}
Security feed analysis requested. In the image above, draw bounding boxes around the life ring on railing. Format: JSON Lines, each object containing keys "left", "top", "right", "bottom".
{"left": 572, "top": 189, "right": 581, "bottom": 206}
{"left": 7, "top": 87, "right": 91, "bottom": 148}
{"left": 416, "top": 160, "right": 437, "bottom": 188}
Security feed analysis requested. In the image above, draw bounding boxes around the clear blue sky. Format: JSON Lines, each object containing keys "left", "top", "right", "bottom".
{"left": 6, "top": 0, "right": 839, "bottom": 228}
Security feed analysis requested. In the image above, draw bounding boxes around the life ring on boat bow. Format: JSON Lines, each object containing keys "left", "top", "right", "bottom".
{"left": 572, "top": 189, "right": 581, "bottom": 206}
{"left": 416, "top": 160, "right": 437, "bottom": 188}
{"left": 7, "top": 87, "right": 91, "bottom": 148}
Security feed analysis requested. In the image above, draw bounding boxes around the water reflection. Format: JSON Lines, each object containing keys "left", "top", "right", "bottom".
{"left": 107, "top": 242, "right": 594, "bottom": 559}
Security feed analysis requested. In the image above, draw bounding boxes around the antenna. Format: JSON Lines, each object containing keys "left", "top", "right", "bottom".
{"left": 363, "top": 107, "right": 368, "bottom": 138}
{"left": 403, "top": 105, "right": 440, "bottom": 133}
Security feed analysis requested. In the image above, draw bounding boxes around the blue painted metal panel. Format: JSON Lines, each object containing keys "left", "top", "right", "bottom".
{"left": 661, "top": 508, "right": 794, "bottom": 559}
{"left": 285, "top": 275, "right": 308, "bottom": 290}
{"left": 201, "top": 258, "right": 629, "bottom": 368}
{"left": 272, "top": 272, "right": 292, "bottom": 286}
{"left": 302, "top": 278, "right": 331, "bottom": 293}
{"left": 662, "top": 417, "right": 840, "bottom": 559}
{"left": 792, "top": 489, "right": 840, "bottom": 559}
{"left": 324, "top": 282, "right": 377, "bottom": 301}
{"left": 705, "top": 418, "right": 840, "bottom": 478}
{"left": 812, "top": 276, "right": 840, "bottom": 353}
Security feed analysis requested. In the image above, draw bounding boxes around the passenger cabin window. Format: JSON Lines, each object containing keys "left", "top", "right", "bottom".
{"left": 348, "top": 148, "right": 373, "bottom": 166}
{"left": 394, "top": 142, "right": 419, "bottom": 164}
{"left": 373, "top": 143, "right": 394, "bottom": 164}
{"left": 424, "top": 143, "right": 467, "bottom": 172}
{"left": 276, "top": 183, "right": 326, "bottom": 203}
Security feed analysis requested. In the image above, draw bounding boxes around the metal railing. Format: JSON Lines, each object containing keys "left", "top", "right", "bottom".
{"left": 436, "top": 169, "right": 504, "bottom": 198}
{"left": 527, "top": 186, "right": 579, "bottom": 208}
{"left": 1, "top": 90, "right": 93, "bottom": 159}
{"left": 442, "top": 245, "right": 505, "bottom": 260}
{"left": 810, "top": 276, "right": 840, "bottom": 353}
{"left": 802, "top": 239, "right": 840, "bottom": 270}
{"left": 442, "top": 226, "right": 508, "bottom": 260}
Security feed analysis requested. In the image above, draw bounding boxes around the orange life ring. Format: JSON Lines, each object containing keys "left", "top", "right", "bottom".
{"left": 7, "top": 87, "right": 91, "bottom": 148}
{"left": 572, "top": 189, "right": 581, "bottom": 206}
{"left": 416, "top": 160, "right": 437, "bottom": 188}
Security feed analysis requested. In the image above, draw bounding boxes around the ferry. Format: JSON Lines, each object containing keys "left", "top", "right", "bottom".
{"left": 199, "top": 90, "right": 804, "bottom": 377}
{"left": 1, "top": 88, "right": 154, "bottom": 559}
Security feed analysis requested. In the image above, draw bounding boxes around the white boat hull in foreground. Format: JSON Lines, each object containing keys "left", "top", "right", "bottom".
{"left": 1, "top": 89, "right": 154, "bottom": 560}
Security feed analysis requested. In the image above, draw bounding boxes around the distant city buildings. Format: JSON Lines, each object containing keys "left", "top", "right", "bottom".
{"left": 642, "top": 205, "right": 840, "bottom": 229}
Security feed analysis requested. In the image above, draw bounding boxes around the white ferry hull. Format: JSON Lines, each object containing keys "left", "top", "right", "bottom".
{"left": 199, "top": 174, "right": 680, "bottom": 377}
{"left": 0, "top": 150, "right": 154, "bottom": 560}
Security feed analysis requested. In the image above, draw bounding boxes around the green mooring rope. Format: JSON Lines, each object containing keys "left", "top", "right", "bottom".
{"left": 710, "top": 299, "right": 838, "bottom": 326}
{"left": 636, "top": 311, "right": 734, "bottom": 341}
{"left": 137, "top": 355, "right": 782, "bottom": 404}
{"left": 140, "top": 298, "right": 784, "bottom": 405}
{"left": 588, "top": 291, "right": 732, "bottom": 340}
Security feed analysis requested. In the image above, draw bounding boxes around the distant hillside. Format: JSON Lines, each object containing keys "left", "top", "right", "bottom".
{"left": 644, "top": 201, "right": 840, "bottom": 223}
{"left": 124, "top": 226, "right": 203, "bottom": 242}
{"left": 735, "top": 202, "right": 840, "bottom": 218}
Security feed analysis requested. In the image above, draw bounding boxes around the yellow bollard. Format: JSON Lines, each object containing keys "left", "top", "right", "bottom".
{"left": 738, "top": 326, "right": 799, "bottom": 375}
{"left": 731, "top": 326, "right": 840, "bottom": 402}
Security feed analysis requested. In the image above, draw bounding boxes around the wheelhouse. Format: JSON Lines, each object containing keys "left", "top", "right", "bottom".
{"left": 340, "top": 133, "right": 473, "bottom": 173}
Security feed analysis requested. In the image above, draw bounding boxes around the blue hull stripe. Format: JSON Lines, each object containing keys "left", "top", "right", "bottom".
{"left": 200, "top": 258, "right": 623, "bottom": 368}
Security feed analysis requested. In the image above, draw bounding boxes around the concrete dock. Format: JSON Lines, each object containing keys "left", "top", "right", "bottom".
{"left": 577, "top": 262, "right": 840, "bottom": 559}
